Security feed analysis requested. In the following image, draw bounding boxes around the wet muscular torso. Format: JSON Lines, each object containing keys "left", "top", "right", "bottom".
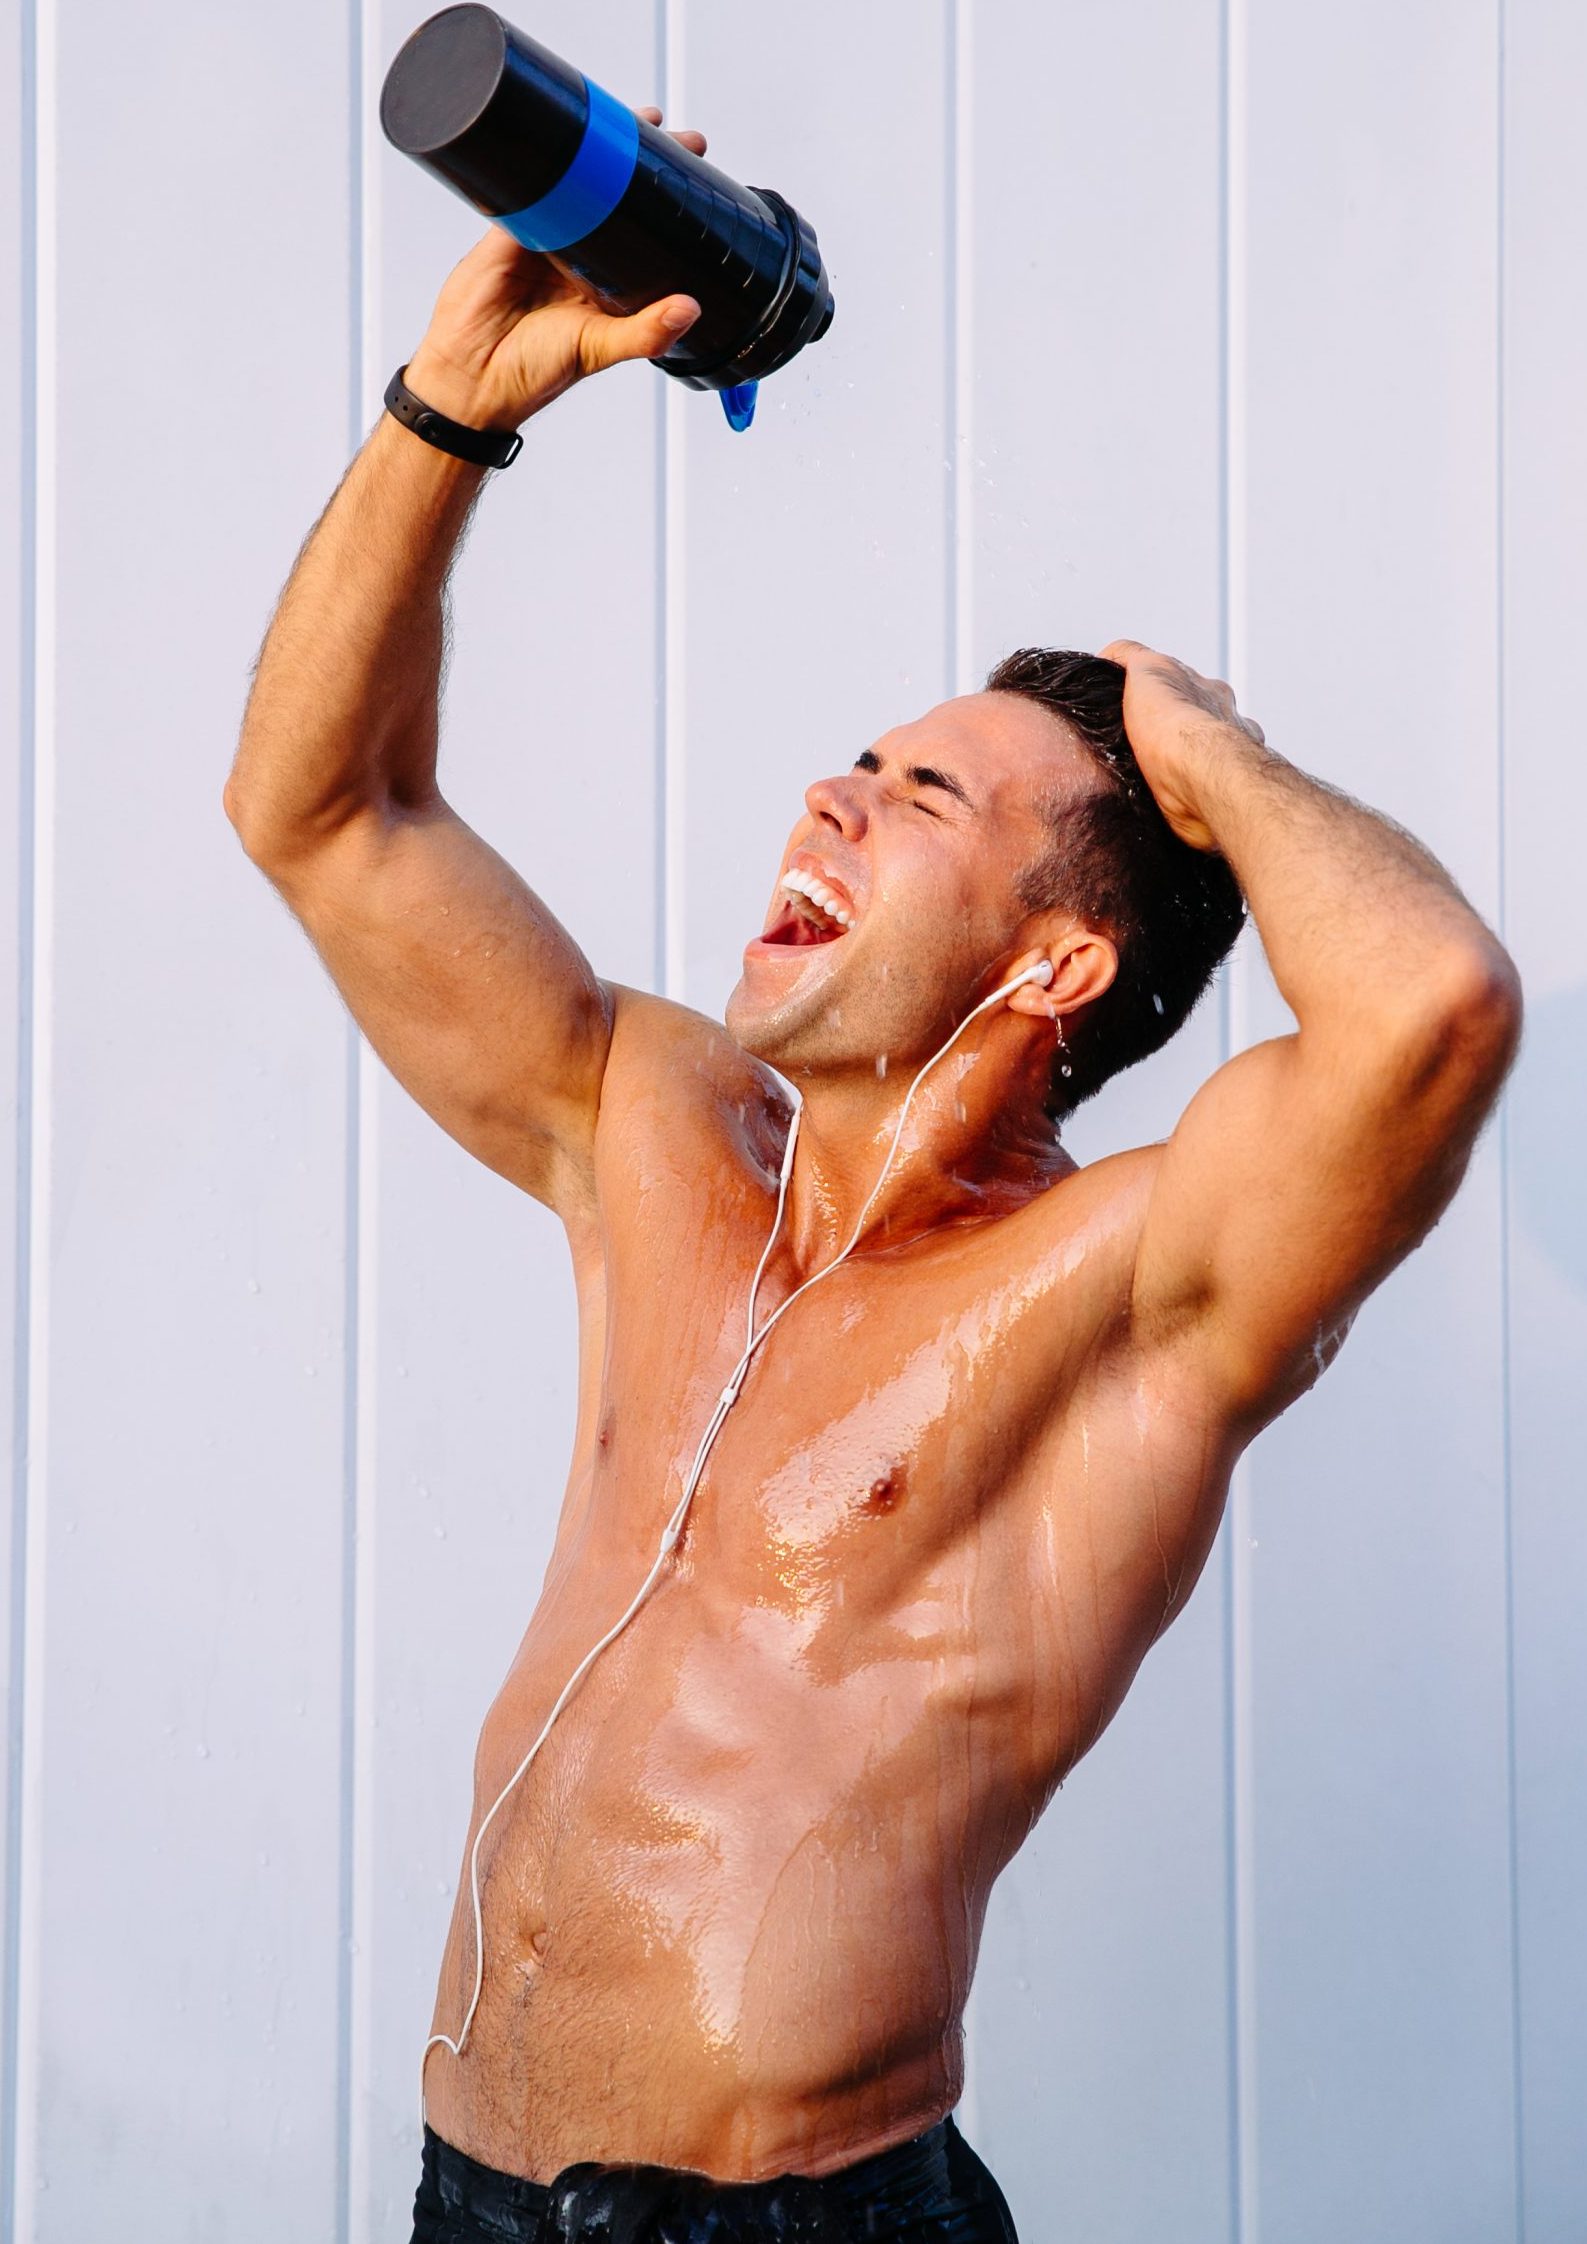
{"left": 422, "top": 996, "right": 1240, "bottom": 2183}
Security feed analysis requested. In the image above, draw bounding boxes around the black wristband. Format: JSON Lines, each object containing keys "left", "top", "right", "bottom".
{"left": 383, "top": 364, "right": 523, "bottom": 470}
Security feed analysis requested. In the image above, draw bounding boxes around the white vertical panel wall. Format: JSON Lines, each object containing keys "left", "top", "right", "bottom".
{"left": 8, "top": 3, "right": 357, "bottom": 2241}
{"left": 2, "top": 4, "right": 1582, "bottom": 2242}
{"left": 1236, "top": 6, "right": 1514, "bottom": 2238}
{"left": 1502, "top": 3, "right": 1587, "bottom": 2235}
{"left": 962, "top": 7, "right": 1235, "bottom": 2240}
{"left": 0, "top": 0, "right": 28, "bottom": 2224}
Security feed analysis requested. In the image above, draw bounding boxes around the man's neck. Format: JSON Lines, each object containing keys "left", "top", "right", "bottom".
{"left": 774, "top": 1039, "right": 1072, "bottom": 1274}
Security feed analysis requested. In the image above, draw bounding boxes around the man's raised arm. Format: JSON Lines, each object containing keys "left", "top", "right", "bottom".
{"left": 1113, "top": 640, "right": 1523, "bottom": 1423}
{"left": 224, "top": 135, "right": 703, "bottom": 1216}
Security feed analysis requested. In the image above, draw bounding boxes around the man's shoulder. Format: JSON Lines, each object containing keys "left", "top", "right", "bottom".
{"left": 597, "top": 982, "right": 786, "bottom": 1145}
{"left": 1033, "top": 1137, "right": 1166, "bottom": 1241}
{"left": 1009, "top": 1140, "right": 1171, "bottom": 1366}
{"left": 953, "top": 1141, "right": 1164, "bottom": 1348}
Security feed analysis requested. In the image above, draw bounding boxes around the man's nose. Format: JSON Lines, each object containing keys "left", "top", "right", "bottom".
{"left": 804, "top": 772, "right": 868, "bottom": 838}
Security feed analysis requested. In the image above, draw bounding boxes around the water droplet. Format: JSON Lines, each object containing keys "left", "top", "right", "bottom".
{"left": 875, "top": 1054, "right": 888, "bottom": 1078}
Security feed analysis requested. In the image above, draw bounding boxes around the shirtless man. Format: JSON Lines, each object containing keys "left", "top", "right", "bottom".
{"left": 226, "top": 118, "right": 1522, "bottom": 2243}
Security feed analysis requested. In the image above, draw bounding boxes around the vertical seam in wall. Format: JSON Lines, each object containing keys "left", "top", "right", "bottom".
{"left": 1494, "top": 3, "right": 1524, "bottom": 2237}
{"left": 1216, "top": 7, "right": 1238, "bottom": 2233}
{"left": 8, "top": 0, "right": 52, "bottom": 2222}
{"left": 336, "top": 1061, "right": 361, "bottom": 2244}
{"left": 342, "top": 2, "right": 381, "bottom": 2235}
{"left": 334, "top": 0, "right": 365, "bottom": 2231}
{"left": 943, "top": 0, "right": 982, "bottom": 2155}
{"left": 661, "top": 0, "right": 686, "bottom": 1003}
{"left": 948, "top": 0, "right": 972, "bottom": 701}
{"left": 653, "top": 0, "right": 669, "bottom": 996}
{"left": 2, "top": 0, "right": 40, "bottom": 2229}
{"left": 943, "top": 0, "right": 959, "bottom": 701}
{"left": 348, "top": 1033, "right": 380, "bottom": 2244}
{"left": 1219, "top": 0, "right": 1257, "bottom": 2239}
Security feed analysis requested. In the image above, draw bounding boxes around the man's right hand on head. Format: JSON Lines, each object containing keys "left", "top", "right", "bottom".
{"left": 403, "top": 104, "right": 705, "bottom": 434}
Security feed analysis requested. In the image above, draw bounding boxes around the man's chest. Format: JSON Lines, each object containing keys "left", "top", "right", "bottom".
{"left": 578, "top": 1175, "right": 1161, "bottom": 1609}
{"left": 562, "top": 1123, "right": 1230, "bottom": 1663}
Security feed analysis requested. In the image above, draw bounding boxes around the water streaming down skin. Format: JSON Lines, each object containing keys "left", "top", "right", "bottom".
{"left": 420, "top": 859, "right": 1256, "bottom": 2180}
{"left": 428, "top": 1005, "right": 1072, "bottom": 2136}
{"left": 441, "top": 1187, "right": 1205, "bottom": 2175}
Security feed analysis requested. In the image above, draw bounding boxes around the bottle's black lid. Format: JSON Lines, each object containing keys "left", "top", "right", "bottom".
{"left": 380, "top": 3, "right": 588, "bottom": 217}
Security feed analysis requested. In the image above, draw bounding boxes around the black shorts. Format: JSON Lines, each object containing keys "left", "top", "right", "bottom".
{"left": 410, "top": 2111, "right": 1020, "bottom": 2241}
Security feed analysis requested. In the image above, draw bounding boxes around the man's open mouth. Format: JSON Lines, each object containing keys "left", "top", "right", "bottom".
{"left": 760, "top": 868, "right": 855, "bottom": 947}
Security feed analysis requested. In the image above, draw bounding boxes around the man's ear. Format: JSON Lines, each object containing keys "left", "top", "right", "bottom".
{"left": 1005, "top": 928, "right": 1118, "bottom": 1018}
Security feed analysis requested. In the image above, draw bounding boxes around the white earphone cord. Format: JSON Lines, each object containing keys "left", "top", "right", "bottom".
{"left": 420, "top": 961, "right": 1050, "bottom": 2105}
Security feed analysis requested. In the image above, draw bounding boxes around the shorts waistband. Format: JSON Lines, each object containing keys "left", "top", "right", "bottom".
{"left": 416, "top": 2113, "right": 960, "bottom": 2239}
{"left": 418, "top": 2123, "right": 552, "bottom": 2234}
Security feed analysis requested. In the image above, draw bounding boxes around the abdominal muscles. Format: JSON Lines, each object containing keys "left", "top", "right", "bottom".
{"left": 423, "top": 1563, "right": 1056, "bottom": 2183}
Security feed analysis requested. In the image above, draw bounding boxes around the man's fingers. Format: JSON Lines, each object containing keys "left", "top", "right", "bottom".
{"left": 635, "top": 103, "right": 708, "bottom": 153}
{"left": 1101, "top": 640, "right": 1263, "bottom": 742}
{"left": 463, "top": 224, "right": 539, "bottom": 279}
{"left": 580, "top": 294, "right": 702, "bottom": 374}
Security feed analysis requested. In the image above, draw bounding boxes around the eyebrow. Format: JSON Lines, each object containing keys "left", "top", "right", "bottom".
{"left": 854, "top": 747, "right": 976, "bottom": 811}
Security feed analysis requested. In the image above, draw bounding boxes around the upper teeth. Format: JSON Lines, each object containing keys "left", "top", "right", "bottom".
{"left": 779, "top": 868, "right": 853, "bottom": 928}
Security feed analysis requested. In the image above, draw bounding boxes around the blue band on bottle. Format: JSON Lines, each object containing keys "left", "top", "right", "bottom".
{"left": 497, "top": 76, "right": 639, "bottom": 254}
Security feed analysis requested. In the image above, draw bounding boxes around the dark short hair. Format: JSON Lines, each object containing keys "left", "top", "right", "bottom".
{"left": 984, "top": 646, "right": 1246, "bottom": 1113}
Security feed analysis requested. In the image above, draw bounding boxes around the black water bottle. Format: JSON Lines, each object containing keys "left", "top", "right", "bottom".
{"left": 380, "top": 5, "right": 835, "bottom": 430}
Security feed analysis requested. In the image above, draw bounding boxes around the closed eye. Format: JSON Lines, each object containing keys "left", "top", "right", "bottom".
{"left": 852, "top": 746, "right": 974, "bottom": 815}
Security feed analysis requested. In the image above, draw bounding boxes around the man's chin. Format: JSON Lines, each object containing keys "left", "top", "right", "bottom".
{"left": 725, "top": 938, "right": 846, "bottom": 1066}
{"left": 722, "top": 973, "right": 784, "bottom": 1063}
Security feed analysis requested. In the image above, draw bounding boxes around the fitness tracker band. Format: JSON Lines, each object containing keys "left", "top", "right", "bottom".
{"left": 383, "top": 364, "right": 524, "bottom": 470}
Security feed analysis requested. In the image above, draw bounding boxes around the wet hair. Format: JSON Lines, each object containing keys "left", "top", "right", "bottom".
{"left": 984, "top": 647, "right": 1246, "bottom": 1114}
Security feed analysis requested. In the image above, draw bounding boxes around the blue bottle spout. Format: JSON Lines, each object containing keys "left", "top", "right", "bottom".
{"left": 721, "top": 380, "right": 759, "bottom": 432}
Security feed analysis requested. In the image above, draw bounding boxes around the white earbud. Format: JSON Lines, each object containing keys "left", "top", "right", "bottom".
{"left": 1001, "top": 958, "right": 1053, "bottom": 993}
